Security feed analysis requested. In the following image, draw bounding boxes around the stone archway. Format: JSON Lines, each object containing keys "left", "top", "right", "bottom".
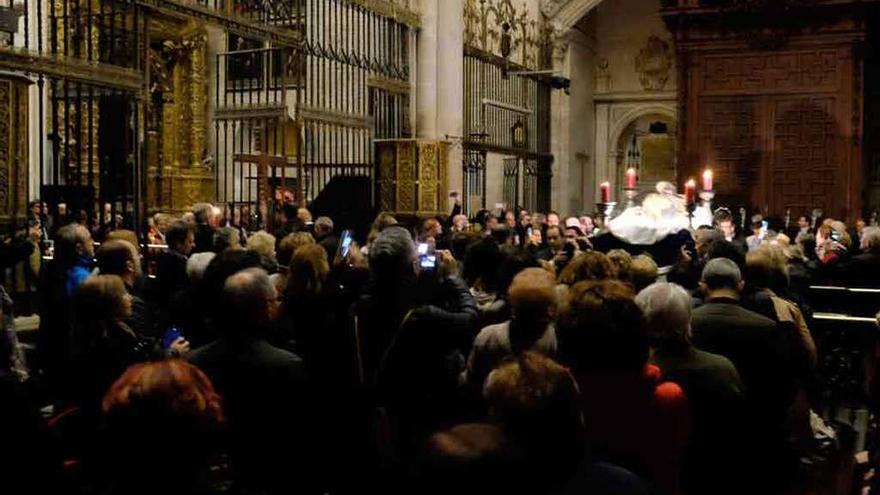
{"left": 541, "top": 0, "right": 607, "bottom": 31}
{"left": 594, "top": 101, "right": 677, "bottom": 199}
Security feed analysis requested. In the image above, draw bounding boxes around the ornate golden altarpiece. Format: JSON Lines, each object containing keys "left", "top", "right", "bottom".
{"left": 375, "top": 140, "right": 450, "bottom": 216}
{"left": 145, "top": 16, "right": 213, "bottom": 215}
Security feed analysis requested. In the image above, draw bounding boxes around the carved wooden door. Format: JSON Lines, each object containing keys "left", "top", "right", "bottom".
{"left": 681, "top": 42, "right": 862, "bottom": 220}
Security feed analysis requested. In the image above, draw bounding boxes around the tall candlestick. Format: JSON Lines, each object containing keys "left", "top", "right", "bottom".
{"left": 702, "top": 169, "right": 713, "bottom": 192}
{"left": 625, "top": 168, "right": 637, "bottom": 189}
{"left": 684, "top": 179, "right": 696, "bottom": 205}
{"left": 600, "top": 182, "right": 611, "bottom": 203}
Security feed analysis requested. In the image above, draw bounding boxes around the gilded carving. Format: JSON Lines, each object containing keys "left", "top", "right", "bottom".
{"left": 418, "top": 142, "right": 437, "bottom": 212}
{"left": 635, "top": 36, "right": 673, "bottom": 91}
{"left": 396, "top": 141, "right": 416, "bottom": 212}
{"left": 465, "top": 0, "right": 553, "bottom": 70}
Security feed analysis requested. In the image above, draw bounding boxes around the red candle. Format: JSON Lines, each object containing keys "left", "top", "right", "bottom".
{"left": 600, "top": 182, "right": 611, "bottom": 203}
{"left": 625, "top": 168, "right": 637, "bottom": 189}
{"left": 702, "top": 169, "right": 713, "bottom": 192}
{"left": 684, "top": 179, "right": 696, "bottom": 204}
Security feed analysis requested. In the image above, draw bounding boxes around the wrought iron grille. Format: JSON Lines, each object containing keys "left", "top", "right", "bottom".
{"left": 503, "top": 157, "right": 552, "bottom": 214}
{"left": 463, "top": 149, "right": 487, "bottom": 215}
{"left": 463, "top": 48, "right": 552, "bottom": 213}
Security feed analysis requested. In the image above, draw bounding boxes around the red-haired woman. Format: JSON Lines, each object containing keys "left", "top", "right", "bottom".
{"left": 101, "top": 359, "right": 224, "bottom": 494}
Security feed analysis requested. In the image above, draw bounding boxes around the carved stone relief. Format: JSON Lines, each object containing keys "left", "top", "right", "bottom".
{"left": 635, "top": 35, "right": 673, "bottom": 91}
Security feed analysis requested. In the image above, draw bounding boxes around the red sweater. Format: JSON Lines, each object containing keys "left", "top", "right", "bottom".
{"left": 575, "top": 364, "right": 690, "bottom": 495}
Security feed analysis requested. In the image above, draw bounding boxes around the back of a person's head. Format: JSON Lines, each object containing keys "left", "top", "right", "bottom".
{"left": 200, "top": 249, "right": 262, "bottom": 315}
{"left": 863, "top": 226, "right": 880, "bottom": 253}
{"left": 701, "top": 257, "right": 743, "bottom": 292}
{"left": 508, "top": 268, "right": 557, "bottom": 324}
{"left": 217, "top": 268, "right": 274, "bottom": 334}
{"left": 372, "top": 211, "right": 398, "bottom": 231}
{"left": 630, "top": 255, "right": 659, "bottom": 293}
{"left": 74, "top": 274, "right": 127, "bottom": 324}
{"left": 607, "top": 249, "right": 634, "bottom": 284}
{"left": 483, "top": 352, "right": 582, "bottom": 460}
{"left": 745, "top": 246, "right": 789, "bottom": 291}
{"left": 96, "top": 239, "right": 138, "bottom": 277}
{"left": 489, "top": 225, "right": 513, "bottom": 244}
{"left": 246, "top": 230, "right": 277, "bottom": 262}
{"left": 106, "top": 230, "right": 140, "bottom": 252}
{"left": 212, "top": 226, "right": 240, "bottom": 252}
{"left": 634, "top": 282, "right": 691, "bottom": 351}
{"left": 369, "top": 225, "right": 414, "bottom": 280}
{"left": 419, "top": 423, "right": 527, "bottom": 494}
{"left": 186, "top": 252, "right": 216, "bottom": 283}
{"left": 165, "top": 220, "right": 191, "bottom": 251}
{"left": 287, "top": 244, "right": 329, "bottom": 299}
{"left": 277, "top": 232, "right": 315, "bottom": 267}
{"left": 496, "top": 251, "right": 540, "bottom": 298}
{"left": 54, "top": 223, "right": 90, "bottom": 267}
{"left": 559, "top": 251, "right": 617, "bottom": 286}
{"left": 463, "top": 236, "right": 504, "bottom": 290}
{"left": 101, "top": 359, "right": 223, "bottom": 490}
{"left": 450, "top": 230, "right": 480, "bottom": 262}
{"left": 706, "top": 240, "right": 745, "bottom": 271}
{"left": 556, "top": 280, "right": 647, "bottom": 372}
{"left": 192, "top": 203, "right": 214, "bottom": 225}
{"left": 314, "top": 216, "right": 334, "bottom": 236}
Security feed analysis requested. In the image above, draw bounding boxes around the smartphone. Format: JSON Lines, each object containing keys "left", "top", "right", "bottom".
{"left": 162, "top": 326, "right": 183, "bottom": 349}
{"left": 417, "top": 242, "right": 436, "bottom": 270}
{"left": 563, "top": 242, "right": 576, "bottom": 257}
{"left": 527, "top": 226, "right": 533, "bottom": 237}
{"left": 337, "top": 229, "right": 353, "bottom": 260}
{"left": 830, "top": 229, "right": 841, "bottom": 242}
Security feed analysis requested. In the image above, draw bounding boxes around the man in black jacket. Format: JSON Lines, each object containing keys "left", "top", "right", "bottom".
{"left": 191, "top": 202, "right": 217, "bottom": 254}
{"left": 357, "top": 226, "right": 478, "bottom": 453}
{"left": 691, "top": 257, "right": 797, "bottom": 491}
{"left": 189, "top": 268, "right": 315, "bottom": 494}
{"left": 154, "top": 220, "right": 192, "bottom": 307}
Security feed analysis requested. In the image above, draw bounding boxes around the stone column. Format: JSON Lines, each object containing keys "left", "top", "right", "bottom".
{"left": 550, "top": 27, "right": 593, "bottom": 216}
{"left": 417, "top": 0, "right": 464, "bottom": 211}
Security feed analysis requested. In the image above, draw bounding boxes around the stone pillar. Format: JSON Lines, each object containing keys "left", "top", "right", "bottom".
{"left": 550, "top": 27, "right": 593, "bottom": 216}
{"left": 417, "top": 0, "right": 464, "bottom": 211}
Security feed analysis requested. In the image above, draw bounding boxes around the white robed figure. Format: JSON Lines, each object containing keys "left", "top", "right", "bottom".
{"left": 606, "top": 181, "right": 712, "bottom": 245}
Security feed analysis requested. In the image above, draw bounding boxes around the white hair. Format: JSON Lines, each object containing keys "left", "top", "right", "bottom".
{"left": 186, "top": 252, "right": 216, "bottom": 282}
{"left": 634, "top": 282, "right": 692, "bottom": 347}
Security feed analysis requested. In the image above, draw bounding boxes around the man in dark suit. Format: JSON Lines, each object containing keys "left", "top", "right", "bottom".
{"left": 636, "top": 281, "right": 746, "bottom": 495}
{"left": 840, "top": 226, "right": 880, "bottom": 288}
{"left": 191, "top": 202, "right": 217, "bottom": 254}
{"left": 691, "top": 258, "right": 797, "bottom": 491}
{"left": 154, "top": 220, "right": 192, "bottom": 307}
{"left": 189, "top": 267, "right": 315, "bottom": 494}
{"left": 314, "top": 216, "right": 339, "bottom": 260}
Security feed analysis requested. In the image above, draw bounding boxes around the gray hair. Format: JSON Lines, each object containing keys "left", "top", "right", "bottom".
{"left": 192, "top": 202, "right": 214, "bottom": 225}
{"left": 635, "top": 282, "right": 692, "bottom": 348}
{"left": 186, "top": 252, "right": 216, "bottom": 282}
{"left": 863, "top": 226, "right": 880, "bottom": 252}
{"left": 213, "top": 226, "right": 241, "bottom": 252}
{"left": 219, "top": 268, "right": 275, "bottom": 331}
{"left": 369, "top": 225, "right": 415, "bottom": 276}
{"left": 701, "top": 257, "right": 742, "bottom": 291}
{"left": 315, "top": 216, "right": 334, "bottom": 233}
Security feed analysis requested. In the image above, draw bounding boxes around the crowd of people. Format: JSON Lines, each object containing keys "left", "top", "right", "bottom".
{"left": 2, "top": 196, "right": 880, "bottom": 495}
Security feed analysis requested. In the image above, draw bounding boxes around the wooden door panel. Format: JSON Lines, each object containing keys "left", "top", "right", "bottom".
{"left": 770, "top": 96, "right": 840, "bottom": 216}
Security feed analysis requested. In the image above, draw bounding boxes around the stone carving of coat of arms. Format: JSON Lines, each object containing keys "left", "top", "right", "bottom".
{"left": 635, "top": 36, "right": 673, "bottom": 91}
